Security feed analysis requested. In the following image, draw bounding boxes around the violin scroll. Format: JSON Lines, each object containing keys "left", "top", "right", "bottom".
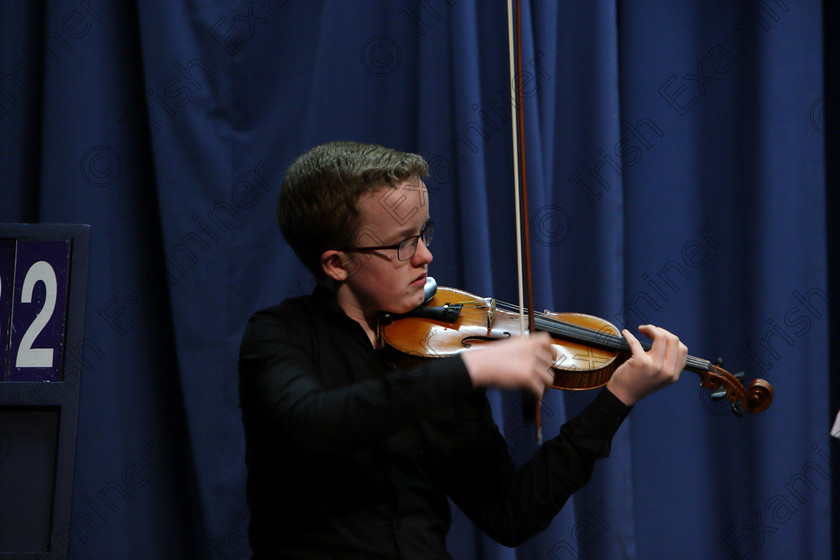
{"left": 744, "top": 378, "right": 774, "bottom": 414}
{"left": 701, "top": 362, "right": 773, "bottom": 416}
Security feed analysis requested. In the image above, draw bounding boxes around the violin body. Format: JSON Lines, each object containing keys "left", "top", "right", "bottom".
{"left": 382, "top": 286, "right": 623, "bottom": 390}
{"left": 380, "top": 283, "right": 773, "bottom": 416}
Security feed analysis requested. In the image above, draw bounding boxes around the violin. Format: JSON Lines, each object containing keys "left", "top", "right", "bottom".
{"left": 381, "top": 278, "right": 773, "bottom": 416}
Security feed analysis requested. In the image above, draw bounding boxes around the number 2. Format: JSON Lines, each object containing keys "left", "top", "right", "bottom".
{"left": 16, "top": 261, "right": 57, "bottom": 368}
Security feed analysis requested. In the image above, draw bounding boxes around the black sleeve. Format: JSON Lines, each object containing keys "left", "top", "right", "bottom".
{"left": 435, "top": 387, "right": 631, "bottom": 547}
{"left": 238, "top": 308, "right": 475, "bottom": 457}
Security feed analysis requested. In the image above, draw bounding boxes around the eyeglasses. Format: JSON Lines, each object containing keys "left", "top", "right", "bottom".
{"left": 343, "top": 221, "right": 433, "bottom": 261}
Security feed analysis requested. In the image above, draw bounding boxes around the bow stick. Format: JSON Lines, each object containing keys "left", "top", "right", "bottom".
{"left": 506, "top": 0, "right": 542, "bottom": 443}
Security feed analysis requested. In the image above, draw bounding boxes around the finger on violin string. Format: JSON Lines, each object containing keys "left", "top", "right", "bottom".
{"left": 667, "top": 340, "right": 689, "bottom": 378}
{"left": 646, "top": 326, "right": 686, "bottom": 370}
{"left": 640, "top": 325, "right": 678, "bottom": 361}
{"left": 621, "top": 328, "right": 644, "bottom": 356}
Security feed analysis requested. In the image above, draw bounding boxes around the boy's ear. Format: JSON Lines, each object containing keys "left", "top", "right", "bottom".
{"left": 320, "top": 250, "right": 359, "bottom": 282}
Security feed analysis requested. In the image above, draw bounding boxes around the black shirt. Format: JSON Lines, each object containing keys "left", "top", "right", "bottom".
{"left": 238, "top": 286, "right": 631, "bottom": 559}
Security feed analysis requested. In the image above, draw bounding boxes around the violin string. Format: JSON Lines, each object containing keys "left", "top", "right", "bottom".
{"left": 458, "top": 299, "right": 629, "bottom": 350}
{"left": 453, "top": 299, "right": 627, "bottom": 351}
{"left": 430, "top": 299, "right": 747, "bottom": 396}
{"left": 487, "top": 300, "right": 711, "bottom": 372}
{"left": 434, "top": 300, "right": 711, "bottom": 372}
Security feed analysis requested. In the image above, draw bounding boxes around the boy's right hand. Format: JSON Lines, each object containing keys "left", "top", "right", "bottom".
{"left": 461, "top": 332, "right": 555, "bottom": 397}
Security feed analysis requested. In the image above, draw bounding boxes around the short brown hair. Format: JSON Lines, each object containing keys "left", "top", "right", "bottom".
{"left": 277, "top": 141, "right": 429, "bottom": 279}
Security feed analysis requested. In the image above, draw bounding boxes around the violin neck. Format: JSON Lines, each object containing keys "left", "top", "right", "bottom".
{"left": 533, "top": 314, "right": 712, "bottom": 374}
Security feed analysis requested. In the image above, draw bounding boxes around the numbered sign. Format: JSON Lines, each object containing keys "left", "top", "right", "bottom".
{"left": 0, "top": 238, "right": 71, "bottom": 382}
{"left": 0, "top": 224, "right": 87, "bottom": 560}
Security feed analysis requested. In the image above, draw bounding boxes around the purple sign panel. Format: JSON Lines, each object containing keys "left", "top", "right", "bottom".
{"left": 7, "top": 239, "right": 71, "bottom": 382}
{"left": 0, "top": 240, "right": 15, "bottom": 381}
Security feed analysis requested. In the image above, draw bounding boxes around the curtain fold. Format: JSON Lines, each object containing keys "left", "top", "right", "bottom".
{"left": 0, "top": 1, "right": 830, "bottom": 558}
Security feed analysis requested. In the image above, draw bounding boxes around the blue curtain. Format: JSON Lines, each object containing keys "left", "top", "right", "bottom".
{"left": 0, "top": 1, "right": 833, "bottom": 558}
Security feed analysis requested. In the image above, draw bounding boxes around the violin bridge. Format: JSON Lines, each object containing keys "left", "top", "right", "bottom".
{"left": 485, "top": 298, "right": 496, "bottom": 330}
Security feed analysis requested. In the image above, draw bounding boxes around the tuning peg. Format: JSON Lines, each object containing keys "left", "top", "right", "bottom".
{"left": 714, "top": 357, "right": 724, "bottom": 367}
{"left": 711, "top": 385, "right": 727, "bottom": 400}
{"left": 731, "top": 401, "right": 744, "bottom": 417}
{"left": 734, "top": 371, "right": 745, "bottom": 382}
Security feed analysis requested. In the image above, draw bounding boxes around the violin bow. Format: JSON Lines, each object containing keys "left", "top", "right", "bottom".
{"left": 506, "top": 0, "right": 542, "bottom": 442}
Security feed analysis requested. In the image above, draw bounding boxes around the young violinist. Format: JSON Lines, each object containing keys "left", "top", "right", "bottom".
{"left": 238, "top": 140, "right": 688, "bottom": 559}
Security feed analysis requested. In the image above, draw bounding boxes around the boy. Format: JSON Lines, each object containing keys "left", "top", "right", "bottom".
{"left": 238, "top": 141, "right": 687, "bottom": 559}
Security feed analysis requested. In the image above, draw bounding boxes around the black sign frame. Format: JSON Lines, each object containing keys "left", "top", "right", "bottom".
{"left": 0, "top": 224, "right": 90, "bottom": 559}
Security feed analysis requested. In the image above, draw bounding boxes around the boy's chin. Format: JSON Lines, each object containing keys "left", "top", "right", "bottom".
{"left": 384, "top": 293, "right": 424, "bottom": 316}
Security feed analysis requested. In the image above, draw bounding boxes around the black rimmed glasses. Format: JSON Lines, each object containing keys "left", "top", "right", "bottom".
{"left": 343, "top": 221, "right": 433, "bottom": 261}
